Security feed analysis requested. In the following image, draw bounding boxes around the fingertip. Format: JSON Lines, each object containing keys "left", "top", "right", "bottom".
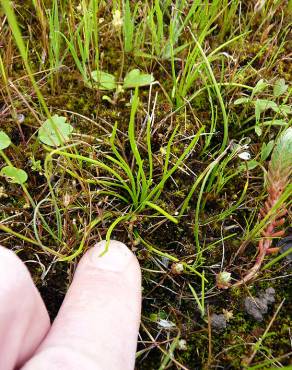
{"left": 79, "top": 239, "right": 141, "bottom": 275}
{"left": 24, "top": 240, "right": 141, "bottom": 370}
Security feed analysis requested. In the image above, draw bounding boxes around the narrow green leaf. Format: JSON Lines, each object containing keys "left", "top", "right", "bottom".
{"left": 263, "top": 119, "right": 287, "bottom": 126}
{"left": 234, "top": 97, "right": 250, "bottom": 105}
{"left": 261, "top": 140, "right": 275, "bottom": 161}
{"left": 145, "top": 200, "right": 178, "bottom": 224}
{"left": 255, "top": 125, "right": 262, "bottom": 136}
{"left": 123, "top": 0, "right": 134, "bottom": 52}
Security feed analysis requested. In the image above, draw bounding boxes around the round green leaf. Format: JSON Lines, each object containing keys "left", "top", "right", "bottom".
{"left": 0, "top": 166, "right": 28, "bottom": 184}
{"left": 91, "top": 71, "right": 116, "bottom": 90}
{"left": 273, "top": 78, "right": 288, "bottom": 98}
{"left": 123, "top": 69, "right": 154, "bottom": 89}
{"left": 38, "top": 115, "right": 73, "bottom": 147}
{"left": 0, "top": 131, "right": 11, "bottom": 150}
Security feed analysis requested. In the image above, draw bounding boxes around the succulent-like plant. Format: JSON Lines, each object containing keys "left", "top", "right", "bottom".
{"left": 233, "top": 128, "right": 292, "bottom": 287}
{"left": 217, "top": 128, "right": 292, "bottom": 288}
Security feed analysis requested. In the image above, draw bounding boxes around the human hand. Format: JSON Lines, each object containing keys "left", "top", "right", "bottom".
{"left": 0, "top": 241, "right": 141, "bottom": 370}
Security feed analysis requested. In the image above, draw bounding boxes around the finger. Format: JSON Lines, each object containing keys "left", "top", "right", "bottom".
{"left": 22, "top": 240, "right": 141, "bottom": 370}
{"left": 0, "top": 246, "right": 50, "bottom": 370}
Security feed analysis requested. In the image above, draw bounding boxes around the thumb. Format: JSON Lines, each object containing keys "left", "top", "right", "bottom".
{"left": 22, "top": 240, "right": 141, "bottom": 370}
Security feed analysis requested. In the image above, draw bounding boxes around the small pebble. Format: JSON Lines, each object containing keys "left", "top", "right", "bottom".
{"left": 161, "top": 256, "right": 170, "bottom": 268}
{"left": 244, "top": 288, "right": 276, "bottom": 321}
{"left": 277, "top": 235, "right": 292, "bottom": 262}
{"left": 210, "top": 314, "right": 227, "bottom": 331}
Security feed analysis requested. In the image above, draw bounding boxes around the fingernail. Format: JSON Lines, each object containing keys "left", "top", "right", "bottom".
{"left": 89, "top": 240, "right": 133, "bottom": 272}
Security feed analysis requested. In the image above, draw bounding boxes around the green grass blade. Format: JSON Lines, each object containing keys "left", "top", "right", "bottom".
{"left": 145, "top": 200, "right": 178, "bottom": 224}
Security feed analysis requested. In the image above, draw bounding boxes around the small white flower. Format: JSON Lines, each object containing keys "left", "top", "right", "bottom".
{"left": 63, "top": 193, "right": 71, "bottom": 207}
{"left": 0, "top": 186, "right": 8, "bottom": 199}
{"left": 254, "top": 0, "right": 266, "bottom": 12}
{"left": 231, "top": 140, "right": 250, "bottom": 153}
{"left": 17, "top": 114, "right": 25, "bottom": 123}
{"left": 171, "top": 262, "right": 184, "bottom": 275}
{"left": 238, "top": 151, "right": 251, "bottom": 160}
{"left": 178, "top": 339, "right": 187, "bottom": 350}
{"left": 112, "top": 10, "right": 123, "bottom": 29}
{"left": 220, "top": 271, "right": 231, "bottom": 281}
{"left": 158, "top": 319, "right": 176, "bottom": 329}
{"left": 220, "top": 52, "right": 237, "bottom": 63}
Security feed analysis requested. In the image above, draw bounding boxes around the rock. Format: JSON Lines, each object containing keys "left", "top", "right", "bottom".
{"left": 265, "top": 287, "right": 275, "bottom": 295}
{"left": 211, "top": 314, "right": 227, "bottom": 331}
{"left": 261, "top": 287, "right": 276, "bottom": 304}
{"left": 244, "top": 297, "right": 267, "bottom": 321}
{"left": 244, "top": 288, "right": 276, "bottom": 321}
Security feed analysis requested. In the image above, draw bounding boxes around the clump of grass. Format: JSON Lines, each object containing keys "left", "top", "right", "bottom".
{"left": 44, "top": 87, "right": 204, "bottom": 257}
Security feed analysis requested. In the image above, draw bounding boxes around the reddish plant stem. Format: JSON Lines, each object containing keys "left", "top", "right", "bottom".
{"left": 233, "top": 184, "right": 286, "bottom": 287}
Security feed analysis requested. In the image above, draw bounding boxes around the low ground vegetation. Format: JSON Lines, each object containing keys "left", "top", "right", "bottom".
{"left": 0, "top": 1, "right": 291, "bottom": 368}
